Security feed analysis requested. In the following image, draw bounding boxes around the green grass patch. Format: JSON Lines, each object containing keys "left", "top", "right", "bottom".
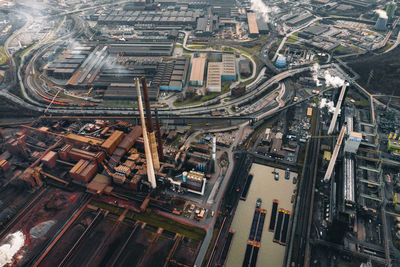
{"left": 90, "top": 200, "right": 205, "bottom": 240}
{"left": 238, "top": 48, "right": 252, "bottom": 58}
{"left": 188, "top": 45, "right": 208, "bottom": 49}
{"left": 287, "top": 36, "right": 299, "bottom": 43}
{"left": 173, "top": 82, "right": 232, "bottom": 108}
{"left": 174, "top": 91, "right": 221, "bottom": 107}
{"left": 332, "top": 44, "right": 348, "bottom": 55}
{"left": 0, "top": 46, "right": 8, "bottom": 65}
{"left": 354, "top": 100, "right": 369, "bottom": 107}
{"left": 242, "top": 77, "right": 256, "bottom": 86}
{"left": 222, "top": 81, "right": 231, "bottom": 93}
{"left": 222, "top": 47, "right": 235, "bottom": 53}
{"left": 170, "top": 133, "right": 184, "bottom": 147}
{"left": 14, "top": 43, "right": 36, "bottom": 66}
{"left": 175, "top": 43, "right": 183, "bottom": 48}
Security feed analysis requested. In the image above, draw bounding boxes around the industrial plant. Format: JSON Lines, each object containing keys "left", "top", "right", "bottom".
{"left": 1, "top": 0, "right": 400, "bottom": 266}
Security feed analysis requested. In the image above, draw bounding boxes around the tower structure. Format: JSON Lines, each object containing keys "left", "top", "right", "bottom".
{"left": 135, "top": 78, "right": 156, "bottom": 188}
{"left": 375, "top": 15, "right": 388, "bottom": 31}
{"left": 141, "top": 77, "right": 160, "bottom": 170}
{"left": 154, "top": 108, "right": 164, "bottom": 162}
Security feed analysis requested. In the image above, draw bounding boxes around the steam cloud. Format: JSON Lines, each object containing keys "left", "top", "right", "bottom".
{"left": 0, "top": 231, "right": 25, "bottom": 266}
{"left": 311, "top": 63, "right": 322, "bottom": 86}
{"left": 250, "top": 0, "right": 280, "bottom": 22}
{"left": 324, "top": 71, "right": 345, "bottom": 88}
{"left": 311, "top": 63, "right": 345, "bottom": 88}
{"left": 375, "top": 9, "right": 388, "bottom": 19}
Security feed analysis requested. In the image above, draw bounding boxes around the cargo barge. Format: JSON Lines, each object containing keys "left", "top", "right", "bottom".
{"left": 279, "top": 211, "right": 290, "bottom": 246}
{"left": 242, "top": 199, "right": 267, "bottom": 267}
{"left": 240, "top": 173, "right": 254, "bottom": 201}
{"left": 269, "top": 199, "right": 279, "bottom": 232}
{"left": 273, "top": 208, "right": 284, "bottom": 243}
{"left": 218, "top": 230, "right": 235, "bottom": 266}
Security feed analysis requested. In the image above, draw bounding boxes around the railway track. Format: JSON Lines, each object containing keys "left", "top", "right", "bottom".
{"left": 58, "top": 208, "right": 106, "bottom": 267}
{"left": 291, "top": 107, "right": 320, "bottom": 266}
{"left": 31, "top": 194, "right": 92, "bottom": 267}
{"left": 0, "top": 186, "right": 48, "bottom": 240}
{"left": 109, "top": 222, "right": 142, "bottom": 267}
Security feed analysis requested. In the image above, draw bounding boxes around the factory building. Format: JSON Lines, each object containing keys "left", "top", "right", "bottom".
{"left": 46, "top": 40, "right": 187, "bottom": 101}
{"left": 343, "top": 155, "right": 355, "bottom": 207}
{"left": 344, "top": 132, "right": 362, "bottom": 153}
{"left": 256, "top": 18, "right": 269, "bottom": 34}
{"left": 96, "top": 9, "right": 202, "bottom": 29}
{"left": 67, "top": 45, "right": 110, "bottom": 87}
{"left": 386, "top": 2, "right": 397, "bottom": 22}
{"left": 195, "top": 17, "right": 214, "bottom": 36}
{"left": 206, "top": 53, "right": 236, "bottom": 92}
{"left": 239, "top": 60, "right": 251, "bottom": 77}
{"left": 286, "top": 13, "right": 314, "bottom": 27}
{"left": 388, "top": 132, "right": 400, "bottom": 151}
{"left": 375, "top": 15, "right": 388, "bottom": 31}
{"left": 221, "top": 54, "right": 236, "bottom": 81}
{"left": 206, "top": 62, "right": 222, "bottom": 92}
{"left": 106, "top": 39, "right": 174, "bottom": 56}
{"left": 342, "top": 0, "right": 373, "bottom": 9}
{"left": 185, "top": 170, "right": 206, "bottom": 195}
{"left": 104, "top": 83, "right": 159, "bottom": 102}
{"left": 247, "top": 12, "right": 259, "bottom": 37}
{"left": 189, "top": 57, "right": 206, "bottom": 86}
{"left": 45, "top": 45, "right": 95, "bottom": 80}
{"left": 157, "top": 57, "right": 190, "bottom": 91}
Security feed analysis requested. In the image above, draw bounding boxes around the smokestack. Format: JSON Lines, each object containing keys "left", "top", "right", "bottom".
{"left": 141, "top": 77, "right": 154, "bottom": 133}
{"left": 155, "top": 108, "right": 164, "bottom": 162}
{"left": 212, "top": 136, "right": 216, "bottom": 161}
{"left": 212, "top": 136, "right": 216, "bottom": 172}
{"left": 141, "top": 76, "right": 160, "bottom": 170}
{"left": 135, "top": 78, "right": 157, "bottom": 189}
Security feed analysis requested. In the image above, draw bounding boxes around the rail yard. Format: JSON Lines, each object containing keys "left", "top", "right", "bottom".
{"left": 1, "top": 0, "right": 400, "bottom": 266}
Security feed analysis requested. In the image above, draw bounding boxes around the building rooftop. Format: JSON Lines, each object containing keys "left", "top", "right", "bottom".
{"left": 247, "top": 12, "right": 259, "bottom": 35}
{"left": 222, "top": 54, "right": 236, "bottom": 77}
{"left": 206, "top": 62, "right": 222, "bottom": 89}
{"left": 190, "top": 57, "right": 206, "bottom": 83}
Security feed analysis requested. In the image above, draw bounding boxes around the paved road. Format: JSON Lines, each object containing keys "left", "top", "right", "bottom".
{"left": 194, "top": 123, "right": 248, "bottom": 267}
{"left": 385, "top": 18, "right": 400, "bottom": 53}
{"left": 272, "top": 17, "right": 320, "bottom": 62}
{"left": 181, "top": 30, "right": 258, "bottom": 85}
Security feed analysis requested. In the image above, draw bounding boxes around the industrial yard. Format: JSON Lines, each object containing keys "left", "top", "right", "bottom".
{"left": 1, "top": 0, "right": 400, "bottom": 266}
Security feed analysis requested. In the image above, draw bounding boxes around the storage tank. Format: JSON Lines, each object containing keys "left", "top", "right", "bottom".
{"left": 275, "top": 55, "right": 287, "bottom": 68}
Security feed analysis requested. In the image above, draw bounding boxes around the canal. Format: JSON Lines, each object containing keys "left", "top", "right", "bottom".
{"left": 225, "top": 163, "right": 298, "bottom": 267}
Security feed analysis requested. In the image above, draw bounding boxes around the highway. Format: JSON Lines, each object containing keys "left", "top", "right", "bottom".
{"left": 9, "top": 47, "right": 329, "bottom": 118}
{"left": 384, "top": 18, "right": 400, "bottom": 53}
{"left": 2, "top": 10, "right": 34, "bottom": 95}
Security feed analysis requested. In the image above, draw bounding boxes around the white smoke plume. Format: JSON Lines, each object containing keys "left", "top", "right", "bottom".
{"left": 0, "top": 231, "right": 25, "bottom": 266}
{"left": 310, "top": 63, "right": 345, "bottom": 88}
{"left": 250, "top": 0, "right": 280, "bottom": 22}
{"left": 311, "top": 63, "right": 322, "bottom": 86}
{"left": 375, "top": 9, "right": 388, "bottom": 19}
{"left": 324, "top": 71, "right": 344, "bottom": 88}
